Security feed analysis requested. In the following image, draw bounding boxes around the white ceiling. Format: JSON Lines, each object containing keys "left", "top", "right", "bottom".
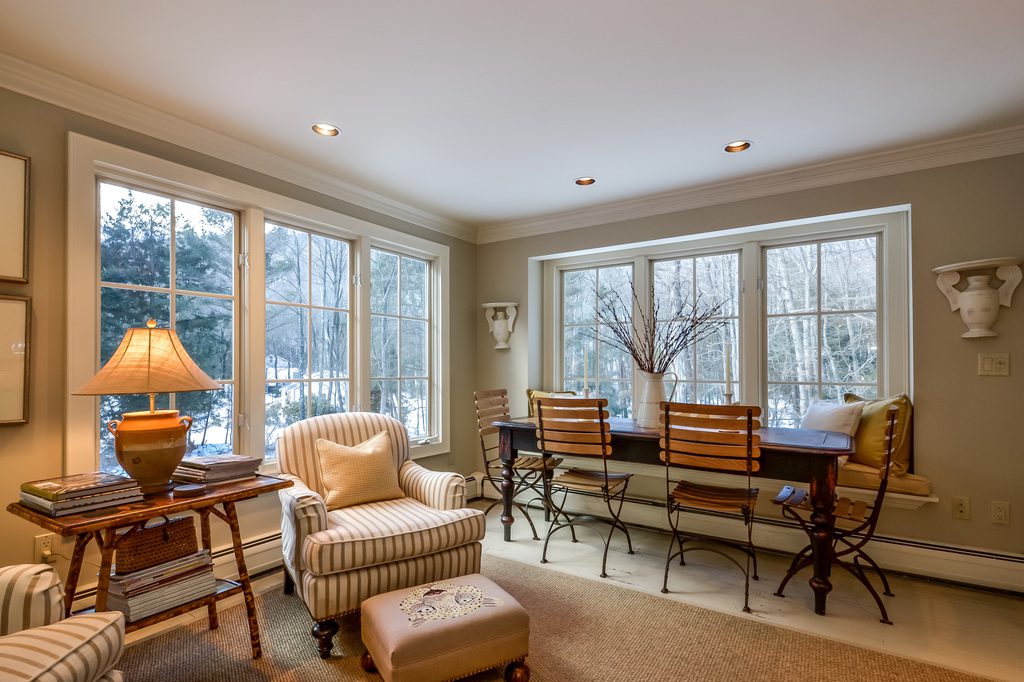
{"left": 2, "top": 1, "right": 1024, "bottom": 230}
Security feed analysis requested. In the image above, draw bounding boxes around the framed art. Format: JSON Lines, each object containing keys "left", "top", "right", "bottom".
{"left": 0, "top": 150, "right": 30, "bottom": 283}
{"left": 0, "top": 295, "right": 30, "bottom": 424}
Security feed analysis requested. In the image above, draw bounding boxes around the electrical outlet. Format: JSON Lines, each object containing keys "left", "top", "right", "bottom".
{"left": 34, "top": 534, "right": 56, "bottom": 563}
{"left": 991, "top": 501, "right": 1010, "bottom": 525}
{"left": 951, "top": 496, "right": 971, "bottom": 520}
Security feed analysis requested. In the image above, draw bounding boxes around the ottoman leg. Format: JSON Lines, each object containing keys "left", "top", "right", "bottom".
{"left": 360, "top": 652, "right": 377, "bottom": 673}
{"left": 312, "top": 619, "right": 339, "bottom": 659}
{"left": 505, "top": 660, "right": 530, "bottom": 682}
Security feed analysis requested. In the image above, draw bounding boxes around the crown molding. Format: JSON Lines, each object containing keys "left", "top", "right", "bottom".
{"left": 0, "top": 52, "right": 475, "bottom": 243}
{"left": 477, "top": 124, "right": 1024, "bottom": 244}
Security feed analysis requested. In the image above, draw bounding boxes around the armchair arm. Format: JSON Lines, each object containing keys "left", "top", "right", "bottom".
{"left": 399, "top": 460, "right": 467, "bottom": 511}
{"left": 0, "top": 611, "right": 124, "bottom": 682}
{"left": 0, "top": 564, "right": 65, "bottom": 635}
{"left": 278, "top": 474, "right": 328, "bottom": 579}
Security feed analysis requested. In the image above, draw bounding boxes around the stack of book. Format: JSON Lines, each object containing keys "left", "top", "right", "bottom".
{"left": 107, "top": 550, "right": 217, "bottom": 622}
{"left": 19, "top": 472, "right": 144, "bottom": 517}
{"left": 172, "top": 454, "right": 261, "bottom": 485}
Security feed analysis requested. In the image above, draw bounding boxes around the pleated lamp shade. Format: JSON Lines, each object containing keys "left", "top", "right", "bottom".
{"left": 74, "top": 320, "right": 221, "bottom": 396}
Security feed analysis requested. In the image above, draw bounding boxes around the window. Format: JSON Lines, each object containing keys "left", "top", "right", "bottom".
{"left": 97, "top": 181, "right": 237, "bottom": 471}
{"left": 264, "top": 222, "right": 351, "bottom": 456}
{"left": 765, "top": 236, "right": 879, "bottom": 426}
{"left": 369, "top": 248, "right": 432, "bottom": 439}
{"left": 546, "top": 211, "right": 908, "bottom": 428}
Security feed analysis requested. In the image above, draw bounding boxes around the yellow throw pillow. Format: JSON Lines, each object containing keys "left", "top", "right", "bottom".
{"left": 316, "top": 432, "right": 404, "bottom": 510}
{"left": 844, "top": 393, "right": 913, "bottom": 475}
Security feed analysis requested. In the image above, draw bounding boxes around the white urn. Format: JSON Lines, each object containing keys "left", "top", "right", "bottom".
{"left": 958, "top": 276, "right": 1000, "bottom": 338}
{"left": 934, "top": 258, "right": 1022, "bottom": 339}
{"left": 483, "top": 302, "right": 518, "bottom": 350}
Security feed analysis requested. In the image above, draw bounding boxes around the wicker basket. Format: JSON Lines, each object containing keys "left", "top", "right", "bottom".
{"left": 114, "top": 516, "right": 198, "bottom": 575}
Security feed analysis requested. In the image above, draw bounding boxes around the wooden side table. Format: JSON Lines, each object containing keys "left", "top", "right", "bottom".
{"left": 7, "top": 474, "right": 291, "bottom": 659}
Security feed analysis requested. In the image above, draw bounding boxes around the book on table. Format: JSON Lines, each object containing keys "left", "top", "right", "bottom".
{"left": 107, "top": 549, "right": 217, "bottom": 622}
{"left": 19, "top": 487, "right": 145, "bottom": 516}
{"left": 20, "top": 472, "right": 139, "bottom": 501}
{"left": 172, "top": 454, "right": 261, "bottom": 484}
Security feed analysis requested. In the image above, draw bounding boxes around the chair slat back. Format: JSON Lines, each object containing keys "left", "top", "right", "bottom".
{"left": 535, "top": 397, "right": 612, "bottom": 459}
{"left": 659, "top": 402, "right": 761, "bottom": 474}
{"left": 866, "top": 405, "right": 901, "bottom": 521}
{"left": 474, "top": 389, "right": 511, "bottom": 465}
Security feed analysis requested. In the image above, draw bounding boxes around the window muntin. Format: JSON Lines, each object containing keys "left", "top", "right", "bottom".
{"left": 98, "top": 181, "right": 237, "bottom": 472}
{"left": 652, "top": 251, "right": 740, "bottom": 405}
{"left": 264, "top": 222, "right": 351, "bottom": 457}
{"left": 369, "top": 248, "right": 432, "bottom": 439}
{"left": 765, "top": 235, "right": 879, "bottom": 426}
{"left": 560, "top": 263, "right": 634, "bottom": 417}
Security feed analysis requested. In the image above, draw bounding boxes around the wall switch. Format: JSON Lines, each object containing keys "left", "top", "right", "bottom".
{"left": 978, "top": 353, "right": 1010, "bottom": 376}
{"left": 991, "top": 501, "right": 1010, "bottom": 525}
{"left": 34, "top": 534, "right": 56, "bottom": 563}
{"left": 951, "top": 496, "right": 971, "bottom": 520}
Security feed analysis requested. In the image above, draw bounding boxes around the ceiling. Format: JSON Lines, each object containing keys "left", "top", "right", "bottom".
{"left": 2, "top": 1, "right": 1024, "bottom": 231}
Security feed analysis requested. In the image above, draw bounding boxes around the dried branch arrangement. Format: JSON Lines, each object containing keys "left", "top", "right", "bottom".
{"left": 590, "top": 282, "right": 725, "bottom": 374}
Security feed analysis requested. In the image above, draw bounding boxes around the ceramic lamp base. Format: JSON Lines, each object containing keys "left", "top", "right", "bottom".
{"left": 108, "top": 409, "right": 193, "bottom": 496}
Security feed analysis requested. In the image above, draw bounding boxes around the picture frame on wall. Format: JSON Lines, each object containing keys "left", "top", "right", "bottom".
{"left": 0, "top": 150, "right": 30, "bottom": 283}
{"left": 0, "top": 295, "right": 31, "bottom": 425}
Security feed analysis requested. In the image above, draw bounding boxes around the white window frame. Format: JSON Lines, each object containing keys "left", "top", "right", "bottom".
{"left": 543, "top": 209, "right": 910, "bottom": 416}
{"left": 66, "top": 134, "right": 450, "bottom": 474}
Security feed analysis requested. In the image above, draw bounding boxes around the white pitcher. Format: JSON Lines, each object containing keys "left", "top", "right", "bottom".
{"left": 636, "top": 370, "right": 678, "bottom": 428}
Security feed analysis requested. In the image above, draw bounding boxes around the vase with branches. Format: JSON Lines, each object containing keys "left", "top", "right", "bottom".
{"left": 590, "top": 281, "right": 726, "bottom": 427}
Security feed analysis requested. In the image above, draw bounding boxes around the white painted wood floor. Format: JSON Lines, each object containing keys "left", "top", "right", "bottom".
{"left": 479, "top": 503, "right": 1024, "bottom": 681}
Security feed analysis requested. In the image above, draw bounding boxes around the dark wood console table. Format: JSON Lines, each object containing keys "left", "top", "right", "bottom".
{"left": 494, "top": 417, "right": 853, "bottom": 617}
{"left": 7, "top": 474, "right": 291, "bottom": 659}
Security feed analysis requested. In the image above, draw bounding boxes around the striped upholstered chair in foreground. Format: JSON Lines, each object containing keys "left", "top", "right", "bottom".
{"left": 277, "top": 412, "right": 486, "bottom": 658}
{"left": 0, "top": 564, "right": 125, "bottom": 682}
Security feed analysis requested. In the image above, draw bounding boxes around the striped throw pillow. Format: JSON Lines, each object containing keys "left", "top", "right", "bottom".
{"left": 317, "top": 432, "right": 405, "bottom": 510}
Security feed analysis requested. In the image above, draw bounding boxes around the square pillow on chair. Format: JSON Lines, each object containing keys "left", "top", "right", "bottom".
{"left": 317, "top": 432, "right": 405, "bottom": 510}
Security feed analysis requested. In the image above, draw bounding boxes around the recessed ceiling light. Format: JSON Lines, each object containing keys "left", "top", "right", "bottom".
{"left": 312, "top": 123, "right": 340, "bottom": 137}
{"left": 724, "top": 140, "right": 752, "bottom": 153}
{"left": 574, "top": 177, "right": 596, "bottom": 186}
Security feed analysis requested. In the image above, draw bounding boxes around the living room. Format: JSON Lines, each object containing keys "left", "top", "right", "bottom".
{"left": 0, "top": 3, "right": 1022, "bottom": 681}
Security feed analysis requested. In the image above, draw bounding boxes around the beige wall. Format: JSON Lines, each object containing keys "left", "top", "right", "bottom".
{"left": 476, "top": 153, "right": 1024, "bottom": 554}
{"left": 0, "top": 87, "right": 479, "bottom": 568}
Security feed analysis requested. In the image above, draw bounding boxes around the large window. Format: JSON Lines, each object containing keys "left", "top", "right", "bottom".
{"left": 370, "top": 248, "right": 432, "bottom": 439}
{"left": 98, "top": 181, "right": 236, "bottom": 471}
{"left": 264, "top": 222, "right": 351, "bottom": 456}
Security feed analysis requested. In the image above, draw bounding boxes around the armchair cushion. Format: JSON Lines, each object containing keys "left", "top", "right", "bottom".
{"left": 0, "top": 611, "right": 124, "bottom": 682}
{"left": 0, "top": 564, "right": 64, "bottom": 635}
{"left": 317, "top": 433, "right": 404, "bottom": 510}
{"left": 399, "top": 460, "right": 466, "bottom": 511}
{"left": 279, "top": 474, "right": 329, "bottom": 581}
{"left": 302, "top": 498, "right": 485, "bottom": 576}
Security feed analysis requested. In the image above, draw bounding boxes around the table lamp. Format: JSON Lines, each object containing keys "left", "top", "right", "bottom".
{"left": 73, "top": 319, "right": 222, "bottom": 495}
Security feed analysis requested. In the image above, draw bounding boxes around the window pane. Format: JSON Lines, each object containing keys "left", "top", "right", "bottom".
{"left": 370, "top": 250, "right": 399, "bottom": 315}
{"left": 822, "top": 313, "right": 877, "bottom": 384}
{"left": 562, "top": 326, "right": 593, "bottom": 380}
{"left": 821, "top": 384, "right": 878, "bottom": 401}
{"left": 695, "top": 382, "right": 728, "bottom": 405}
{"left": 176, "top": 295, "right": 233, "bottom": 380}
{"left": 99, "top": 184, "right": 171, "bottom": 288}
{"left": 312, "top": 309, "right": 348, "bottom": 379}
{"left": 597, "top": 265, "right": 632, "bottom": 320}
{"left": 370, "top": 315, "right": 399, "bottom": 377}
{"left": 767, "top": 383, "right": 816, "bottom": 428}
{"left": 311, "top": 380, "right": 349, "bottom": 416}
{"left": 695, "top": 320, "right": 737, "bottom": 382}
{"left": 266, "top": 304, "right": 308, "bottom": 380}
{"left": 767, "top": 316, "right": 819, "bottom": 382}
{"left": 822, "top": 237, "right": 877, "bottom": 311}
{"left": 670, "top": 381, "right": 695, "bottom": 404}
{"left": 562, "top": 269, "right": 596, "bottom": 325}
{"left": 653, "top": 258, "right": 694, "bottom": 316}
{"left": 767, "top": 244, "right": 817, "bottom": 314}
{"left": 597, "top": 380, "right": 632, "bottom": 418}
{"left": 401, "top": 379, "right": 429, "bottom": 438}
{"left": 100, "top": 287, "right": 170, "bottom": 363}
{"left": 597, "top": 330, "right": 631, "bottom": 379}
{"left": 175, "top": 202, "right": 234, "bottom": 295}
{"left": 400, "top": 257, "right": 428, "bottom": 318}
{"left": 400, "top": 318, "right": 427, "bottom": 377}
{"left": 265, "top": 224, "right": 308, "bottom": 304}
{"left": 695, "top": 253, "right": 739, "bottom": 316}
{"left": 371, "top": 379, "right": 400, "bottom": 419}
{"left": 311, "top": 234, "right": 349, "bottom": 310}
{"left": 179, "top": 384, "right": 233, "bottom": 457}
{"left": 265, "top": 381, "right": 310, "bottom": 456}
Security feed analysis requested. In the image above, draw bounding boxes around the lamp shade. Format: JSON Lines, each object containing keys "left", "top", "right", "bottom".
{"left": 73, "top": 320, "right": 221, "bottom": 396}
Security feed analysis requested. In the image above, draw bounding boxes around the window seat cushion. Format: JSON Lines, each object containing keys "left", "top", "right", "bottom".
{"left": 838, "top": 462, "right": 932, "bottom": 496}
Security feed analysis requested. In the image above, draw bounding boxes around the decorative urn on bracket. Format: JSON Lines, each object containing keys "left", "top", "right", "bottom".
{"left": 933, "top": 258, "right": 1022, "bottom": 338}
{"left": 483, "top": 302, "right": 518, "bottom": 349}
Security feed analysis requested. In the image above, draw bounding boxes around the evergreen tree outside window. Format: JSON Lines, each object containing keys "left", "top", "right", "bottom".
{"left": 97, "top": 181, "right": 237, "bottom": 472}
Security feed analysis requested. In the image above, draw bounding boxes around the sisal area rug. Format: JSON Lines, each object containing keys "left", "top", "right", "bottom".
{"left": 119, "top": 555, "right": 983, "bottom": 682}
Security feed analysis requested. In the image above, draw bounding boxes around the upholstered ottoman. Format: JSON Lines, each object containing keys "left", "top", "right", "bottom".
{"left": 360, "top": 573, "right": 530, "bottom": 682}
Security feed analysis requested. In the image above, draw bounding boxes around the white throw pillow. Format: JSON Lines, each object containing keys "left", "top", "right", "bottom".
{"left": 800, "top": 400, "right": 865, "bottom": 467}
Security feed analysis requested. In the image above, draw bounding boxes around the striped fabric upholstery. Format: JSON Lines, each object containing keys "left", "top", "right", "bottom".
{"left": 303, "top": 497, "right": 485, "bottom": 576}
{"left": 0, "top": 611, "right": 124, "bottom": 682}
{"left": 279, "top": 474, "right": 329, "bottom": 592}
{"left": 399, "top": 460, "right": 466, "bottom": 511}
{"left": 0, "top": 565, "right": 64, "bottom": 635}
{"left": 300, "top": 543, "right": 482, "bottom": 621}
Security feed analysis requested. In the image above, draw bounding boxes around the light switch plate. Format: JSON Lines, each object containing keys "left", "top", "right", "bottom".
{"left": 978, "top": 353, "right": 1010, "bottom": 376}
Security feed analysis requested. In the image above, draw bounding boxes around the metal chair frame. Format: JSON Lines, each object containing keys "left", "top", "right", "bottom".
{"left": 773, "top": 405, "right": 899, "bottom": 624}
{"left": 659, "top": 402, "right": 761, "bottom": 613}
{"left": 535, "top": 396, "right": 634, "bottom": 578}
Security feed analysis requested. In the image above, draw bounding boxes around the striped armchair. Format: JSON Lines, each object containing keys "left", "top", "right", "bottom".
{"left": 0, "top": 564, "right": 124, "bottom": 682}
{"left": 277, "top": 412, "right": 485, "bottom": 658}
